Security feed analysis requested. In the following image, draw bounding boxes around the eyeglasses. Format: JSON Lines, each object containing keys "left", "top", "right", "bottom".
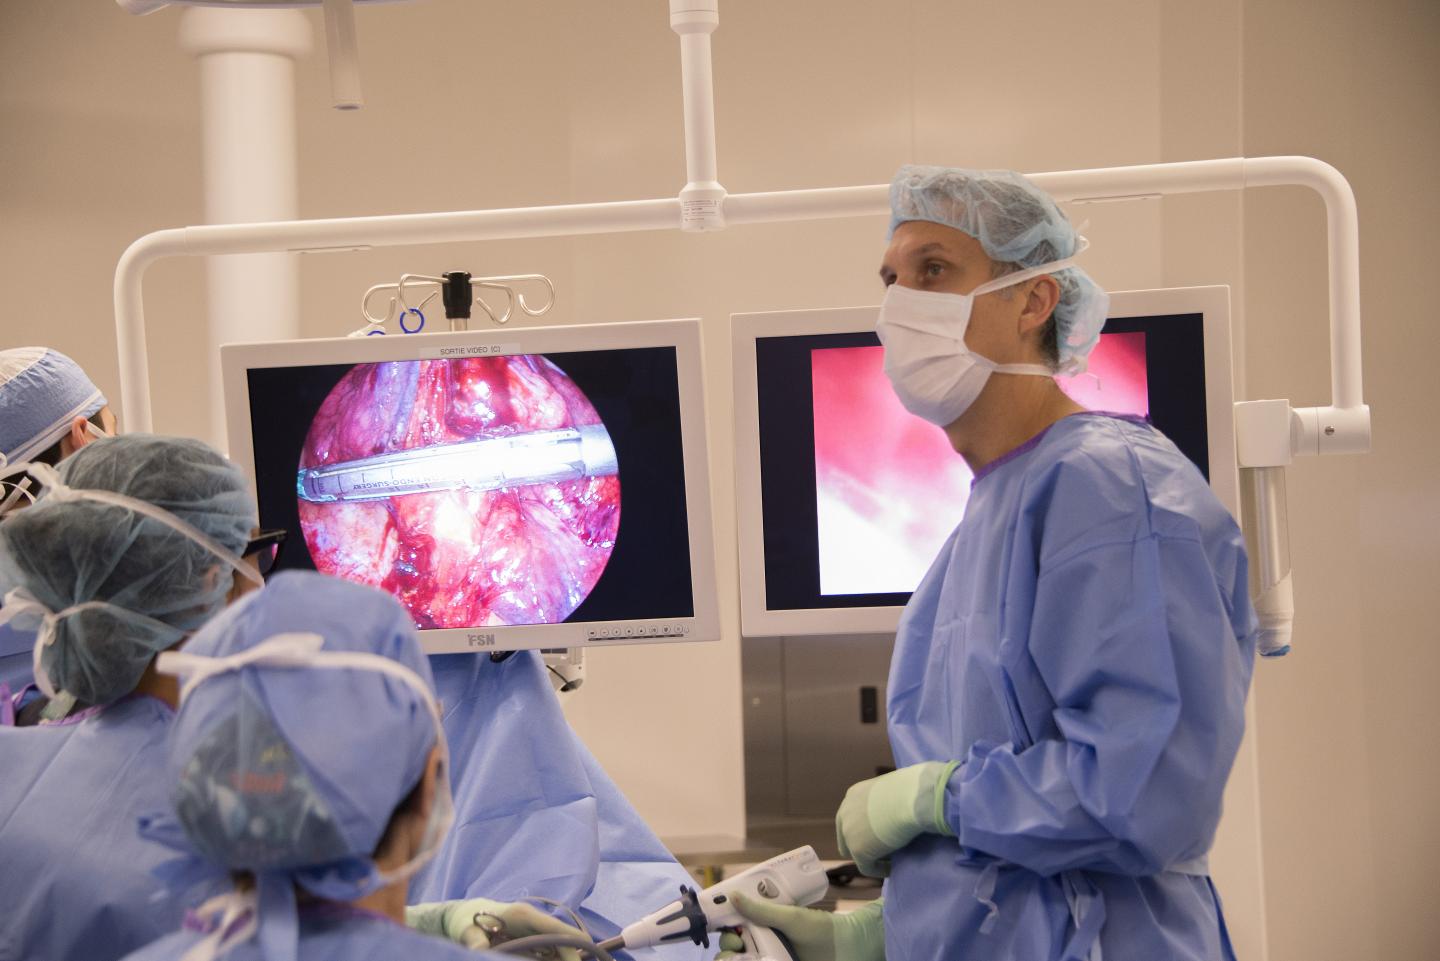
{"left": 242, "top": 528, "right": 288, "bottom": 579}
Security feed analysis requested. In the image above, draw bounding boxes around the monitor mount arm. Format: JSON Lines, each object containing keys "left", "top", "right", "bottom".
{"left": 114, "top": 0, "right": 1368, "bottom": 654}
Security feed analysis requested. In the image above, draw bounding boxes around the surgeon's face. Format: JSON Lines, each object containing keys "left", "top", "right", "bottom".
{"left": 879, "top": 221, "right": 1044, "bottom": 366}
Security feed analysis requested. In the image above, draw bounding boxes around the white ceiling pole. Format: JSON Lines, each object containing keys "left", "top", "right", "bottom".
{"left": 321, "top": 0, "right": 363, "bottom": 110}
{"left": 177, "top": 7, "right": 311, "bottom": 449}
{"left": 670, "top": 0, "right": 725, "bottom": 231}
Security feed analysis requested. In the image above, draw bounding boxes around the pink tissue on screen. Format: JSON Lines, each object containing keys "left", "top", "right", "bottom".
{"left": 1057, "top": 331, "right": 1149, "bottom": 416}
{"left": 811, "top": 345, "right": 972, "bottom": 596}
{"left": 810, "top": 330, "right": 1150, "bottom": 597}
{"left": 297, "top": 356, "right": 620, "bottom": 629}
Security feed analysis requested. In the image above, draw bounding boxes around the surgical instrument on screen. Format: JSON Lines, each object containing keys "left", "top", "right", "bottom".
{"left": 296, "top": 424, "right": 618, "bottom": 503}
{"left": 597, "top": 846, "right": 829, "bottom": 959}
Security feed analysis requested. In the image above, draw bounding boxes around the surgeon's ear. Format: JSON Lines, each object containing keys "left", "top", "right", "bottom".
{"left": 1016, "top": 275, "right": 1061, "bottom": 337}
{"left": 57, "top": 416, "right": 91, "bottom": 459}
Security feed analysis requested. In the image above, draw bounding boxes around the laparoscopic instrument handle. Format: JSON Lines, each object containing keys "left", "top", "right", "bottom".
{"left": 741, "top": 923, "right": 800, "bottom": 961}
{"left": 604, "top": 846, "right": 829, "bottom": 955}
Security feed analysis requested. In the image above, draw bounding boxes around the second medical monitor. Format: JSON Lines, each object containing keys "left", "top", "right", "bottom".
{"left": 732, "top": 286, "right": 1237, "bottom": 637}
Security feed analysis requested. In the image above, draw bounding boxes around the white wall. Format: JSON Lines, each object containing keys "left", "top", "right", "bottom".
{"left": 3, "top": 0, "right": 1435, "bottom": 956}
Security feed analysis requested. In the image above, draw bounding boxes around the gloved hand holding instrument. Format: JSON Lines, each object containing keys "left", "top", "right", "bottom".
{"left": 714, "top": 897, "right": 884, "bottom": 961}
{"left": 406, "top": 897, "right": 591, "bottom": 959}
{"left": 599, "top": 847, "right": 830, "bottom": 961}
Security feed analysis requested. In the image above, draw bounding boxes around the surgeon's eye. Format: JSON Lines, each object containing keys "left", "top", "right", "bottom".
{"left": 923, "top": 261, "right": 946, "bottom": 279}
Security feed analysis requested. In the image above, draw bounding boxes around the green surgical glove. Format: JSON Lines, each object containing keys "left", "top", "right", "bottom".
{"left": 714, "top": 895, "right": 884, "bottom": 961}
{"left": 406, "top": 898, "right": 584, "bottom": 958}
{"left": 834, "top": 760, "right": 959, "bottom": 878}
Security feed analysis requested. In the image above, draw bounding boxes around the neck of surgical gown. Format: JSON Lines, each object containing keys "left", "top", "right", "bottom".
{"left": 119, "top": 902, "right": 506, "bottom": 961}
{"left": 884, "top": 414, "right": 1257, "bottom": 961}
{"left": 0, "top": 695, "right": 225, "bottom": 961}
{"left": 412, "top": 651, "right": 706, "bottom": 961}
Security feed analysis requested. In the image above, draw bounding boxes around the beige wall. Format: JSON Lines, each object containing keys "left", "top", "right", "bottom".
{"left": 1163, "top": 0, "right": 1440, "bottom": 955}
{"left": 1240, "top": 1, "right": 1440, "bottom": 958}
{"left": 2, "top": 0, "right": 1435, "bottom": 957}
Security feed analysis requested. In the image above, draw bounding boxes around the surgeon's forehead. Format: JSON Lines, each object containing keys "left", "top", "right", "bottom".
{"left": 880, "top": 221, "right": 988, "bottom": 274}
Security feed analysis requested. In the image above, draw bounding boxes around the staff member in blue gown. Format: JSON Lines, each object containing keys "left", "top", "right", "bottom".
{"left": 0, "top": 346, "right": 117, "bottom": 694}
{"left": 0, "top": 435, "right": 263, "bottom": 961}
{"left": 0, "top": 437, "right": 602, "bottom": 961}
{"left": 411, "top": 654, "right": 711, "bottom": 961}
{"left": 123, "top": 571, "right": 581, "bottom": 961}
{"left": 729, "top": 166, "right": 1257, "bottom": 961}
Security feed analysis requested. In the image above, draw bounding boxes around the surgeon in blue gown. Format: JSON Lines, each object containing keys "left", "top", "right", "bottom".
{"left": 120, "top": 572, "right": 528, "bottom": 961}
{"left": 0, "top": 435, "right": 262, "bottom": 961}
{"left": 412, "top": 652, "right": 708, "bottom": 961}
{"left": 0, "top": 346, "right": 117, "bottom": 696}
{"left": 728, "top": 166, "right": 1257, "bottom": 961}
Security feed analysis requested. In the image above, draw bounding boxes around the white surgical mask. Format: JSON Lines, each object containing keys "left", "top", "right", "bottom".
{"left": 876, "top": 241, "right": 1088, "bottom": 427}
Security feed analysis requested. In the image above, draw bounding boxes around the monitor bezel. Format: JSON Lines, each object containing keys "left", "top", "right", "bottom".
{"left": 220, "top": 318, "right": 721, "bottom": 653}
{"left": 731, "top": 285, "right": 1237, "bottom": 638}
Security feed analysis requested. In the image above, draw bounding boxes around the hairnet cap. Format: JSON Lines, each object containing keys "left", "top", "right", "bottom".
{"left": 0, "top": 434, "right": 256, "bottom": 705}
{"left": 0, "top": 347, "right": 107, "bottom": 465}
{"left": 889, "top": 164, "right": 1111, "bottom": 373}
{"left": 167, "top": 571, "right": 439, "bottom": 883}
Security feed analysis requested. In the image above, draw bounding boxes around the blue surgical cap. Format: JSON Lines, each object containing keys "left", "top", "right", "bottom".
{"left": 0, "top": 347, "right": 107, "bottom": 466}
{"left": 889, "top": 164, "right": 1111, "bottom": 373}
{"left": 166, "top": 571, "right": 438, "bottom": 884}
{"left": 0, "top": 435, "right": 255, "bottom": 705}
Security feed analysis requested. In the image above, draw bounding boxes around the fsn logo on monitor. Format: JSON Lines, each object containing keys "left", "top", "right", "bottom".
{"left": 466, "top": 633, "right": 497, "bottom": 648}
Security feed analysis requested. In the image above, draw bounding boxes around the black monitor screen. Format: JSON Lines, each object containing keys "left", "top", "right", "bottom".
{"left": 245, "top": 349, "right": 695, "bottom": 629}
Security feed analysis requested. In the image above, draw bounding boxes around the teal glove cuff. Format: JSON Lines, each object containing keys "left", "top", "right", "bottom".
{"left": 928, "top": 759, "right": 961, "bottom": 837}
{"left": 839, "top": 761, "right": 962, "bottom": 877}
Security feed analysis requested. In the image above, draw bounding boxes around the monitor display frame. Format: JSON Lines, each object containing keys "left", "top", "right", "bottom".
{"left": 732, "top": 286, "right": 1237, "bottom": 638}
{"left": 221, "top": 318, "right": 720, "bottom": 654}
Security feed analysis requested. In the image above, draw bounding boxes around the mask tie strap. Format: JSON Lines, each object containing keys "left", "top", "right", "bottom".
{"left": 159, "top": 632, "right": 326, "bottom": 703}
{"left": 177, "top": 891, "right": 259, "bottom": 961}
{"left": 7, "top": 460, "right": 262, "bottom": 588}
{"left": 969, "top": 236, "right": 1092, "bottom": 298}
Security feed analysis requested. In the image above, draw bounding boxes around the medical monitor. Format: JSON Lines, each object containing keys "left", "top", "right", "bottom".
{"left": 221, "top": 319, "right": 720, "bottom": 653}
{"left": 732, "top": 286, "right": 1237, "bottom": 637}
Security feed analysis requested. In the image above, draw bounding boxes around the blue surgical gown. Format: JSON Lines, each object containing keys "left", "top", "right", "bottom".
{"left": 0, "top": 646, "right": 693, "bottom": 961}
{"left": 119, "top": 902, "right": 502, "bottom": 961}
{"left": 414, "top": 652, "right": 705, "bottom": 961}
{"left": 884, "top": 413, "right": 1256, "bottom": 961}
{"left": 0, "top": 695, "right": 223, "bottom": 961}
